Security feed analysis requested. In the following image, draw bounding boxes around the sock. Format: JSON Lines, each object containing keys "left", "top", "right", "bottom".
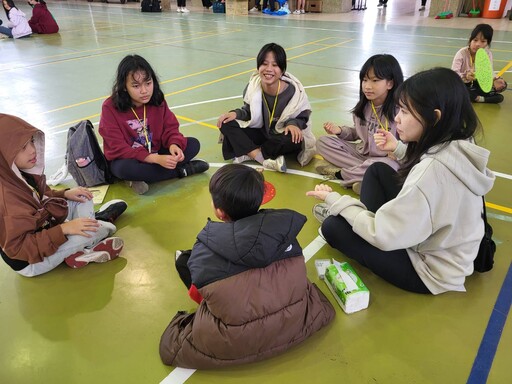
{"left": 255, "top": 153, "right": 265, "bottom": 164}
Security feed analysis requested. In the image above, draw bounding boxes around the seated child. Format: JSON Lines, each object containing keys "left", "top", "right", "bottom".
{"left": 0, "top": 114, "right": 127, "bottom": 277}
{"left": 451, "top": 23, "right": 507, "bottom": 104}
{"left": 159, "top": 164, "right": 335, "bottom": 369}
{"left": 28, "top": 0, "right": 59, "bottom": 34}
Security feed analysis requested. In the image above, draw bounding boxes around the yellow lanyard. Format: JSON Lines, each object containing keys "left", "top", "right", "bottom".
{"left": 370, "top": 101, "right": 388, "bottom": 131}
{"left": 131, "top": 105, "right": 151, "bottom": 153}
{"left": 262, "top": 80, "right": 280, "bottom": 128}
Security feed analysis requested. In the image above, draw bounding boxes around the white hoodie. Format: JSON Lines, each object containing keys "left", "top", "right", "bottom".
{"left": 324, "top": 140, "right": 495, "bottom": 294}
{"left": 6, "top": 8, "right": 32, "bottom": 38}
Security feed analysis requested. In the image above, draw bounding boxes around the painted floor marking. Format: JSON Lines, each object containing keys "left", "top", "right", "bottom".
{"left": 468, "top": 261, "right": 512, "bottom": 384}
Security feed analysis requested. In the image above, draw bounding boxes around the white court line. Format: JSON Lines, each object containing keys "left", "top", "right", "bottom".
{"left": 160, "top": 368, "right": 196, "bottom": 384}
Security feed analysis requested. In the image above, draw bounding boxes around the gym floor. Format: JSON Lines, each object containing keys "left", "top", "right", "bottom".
{"left": 0, "top": 1, "right": 511, "bottom": 383}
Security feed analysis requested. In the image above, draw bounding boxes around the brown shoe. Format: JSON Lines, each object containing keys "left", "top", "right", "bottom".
{"left": 316, "top": 164, "right": 342, "bottom": 179}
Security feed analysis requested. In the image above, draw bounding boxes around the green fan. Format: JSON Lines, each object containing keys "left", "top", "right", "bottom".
{"left": 474, "top": 48, "right": 493, "bottom": 93}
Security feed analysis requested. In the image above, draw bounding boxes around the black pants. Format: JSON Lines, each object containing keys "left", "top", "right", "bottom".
{"left": 220, "top": 120, "right": 301, "bottom": 160}
{"left": 175, "top": 250, "right": 192, "bottom": 289}
{"left": 177, "top": 0, "right": 186, "bottom": 7}
{"left": 466, "top": 81, "right": 504, "bottom": 104}
{"left": 109, "top": 137, "right": 200, "bottom": 183}
{"left": 321, "top": 162, "right": 430, "bottom": 294}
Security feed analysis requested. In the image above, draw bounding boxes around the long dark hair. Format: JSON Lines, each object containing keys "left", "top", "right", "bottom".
{"left": 352, "top": 54, "right": 404, "bottom": 123}
{"left": 3, "top": 0, "right": 17, "bottom": 20}
{"left": 397, "top": 67, "right": 481, "bottom": 181}
{"left": 111, "top": 55, "right": 164, "bottom": 112}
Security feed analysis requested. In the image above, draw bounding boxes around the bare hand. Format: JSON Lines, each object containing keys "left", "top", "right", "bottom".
{"left": 156, "top": 154, "right": 179, "bottom": 169}
{"left": 61, "top": 218, "right": 100, "bottom": 237}
{"left": 284, "top": 125, "right": 303, "bottom": 144}
{"left": 64, "top": 187, "right": 93, "bottom": 202}
{"left": 466, "top": 71, "right": 476, "bottom": 82}
{"left": 494, "top": 78, "right": 507, "bottom": 92}
{"left": 217, "top": 112, "right": 237, "bottom": 128}
{"left": 305, "top": 184, "right": 333, "bottom": 201}
{"left": 323, "top": 122, "right": 342, "bottom": 135}
{"left": 169, "top": 144, "right": 185, "bottom": 162}
{"left": 374, "top": 129, "right": 398, "bottom": 152}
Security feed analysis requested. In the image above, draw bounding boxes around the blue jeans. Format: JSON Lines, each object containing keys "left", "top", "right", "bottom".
{"left": 0, "top": 26, "right": 13, "bottom": 38}
{"left": 17, "top": 200, "right": 116, "bottom": 277}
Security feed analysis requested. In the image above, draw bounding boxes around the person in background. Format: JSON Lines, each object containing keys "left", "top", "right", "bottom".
{"left": 176, "top": 0, "right": 189, "bottom": 13}
{"left": 27, "top": 0, "right": 58, "bottom": 34}
{"left": 452, "top": 23, "right": 507, "bottom": 104}
{"left": 0, "top": 0, "right": 31, "bottom": 38}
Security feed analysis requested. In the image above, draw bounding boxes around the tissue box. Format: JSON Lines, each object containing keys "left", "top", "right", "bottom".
{"left": 324, "top": 261, "right": 369, "bottom": 314}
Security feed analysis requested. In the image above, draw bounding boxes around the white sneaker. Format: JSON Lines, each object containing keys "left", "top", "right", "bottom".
{"left": 312, "top": 203, "right": 330, "bottom": 224}
{"left": 300, "top": 9, "right": 305, "bottom": 13}
{"left": 249, "top": 6, "right": 259, "bottom": 12}
{"left": 262, "top": 155, "right": 286, "bottom": 172}
{"left": 47, "top": 163, "right": 68, "bottom": 186}
{"left": 232, "top": 155, "right": 252, "bottom": 164}
{"left": 293, "top": 9, "right": 300, "bottom": 14}
{"left": 177, "top": 6, "right": 182, "bottom": 12}
{"left": 181, "top": 7, "right": 190, "bottom": 12}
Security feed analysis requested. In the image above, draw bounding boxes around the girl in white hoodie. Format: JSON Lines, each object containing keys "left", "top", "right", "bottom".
{"left": 307, "top": 68, "right": 495, "bottom": 295}
{"left": 0, "top": 0, "right": 32, "bottom": 39}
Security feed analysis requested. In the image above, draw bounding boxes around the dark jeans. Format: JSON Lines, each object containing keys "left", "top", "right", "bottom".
{"left": 321, "top": 162, "right": 430, "bottom": 294}
{"left": 109, "top": 137, "right": 200, "bottom": 183}
{"left": 220, "top": 120, "right": 301, "bottom": 160}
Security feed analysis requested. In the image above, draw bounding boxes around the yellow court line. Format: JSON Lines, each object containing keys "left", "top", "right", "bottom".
{"left": 175, "top": 115, "right": 217, "bottom": 129}
{"left": 12, "top": 28, "right": 240, "bottom": 76}
{"left": 497, "top": 61, "right": 512, "bottom": 78}
{"left": 42, "top": 37, "right": 339, "bottom": 115}
{"left": 486, "top": 202, "right": 512, "bottom": 215}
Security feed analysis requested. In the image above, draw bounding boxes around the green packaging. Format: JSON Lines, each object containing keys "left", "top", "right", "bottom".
{"left": 324, "top": 260, "right": 370, "bottom": 314}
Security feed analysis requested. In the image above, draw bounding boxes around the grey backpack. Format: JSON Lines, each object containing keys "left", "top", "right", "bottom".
{"left": 66, "top": 120, "right": 114, "bottom": 187}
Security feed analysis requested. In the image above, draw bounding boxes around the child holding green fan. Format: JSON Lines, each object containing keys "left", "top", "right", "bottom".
{"left": 452, "top": 24, "right": 507, "bottom": 104}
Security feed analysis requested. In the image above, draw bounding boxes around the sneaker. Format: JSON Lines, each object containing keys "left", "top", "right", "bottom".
{"left": 293, "top": 9, "right": 300, "bottom": 14}
{"left": 300, "top": 9, "right": 305, "bottom": 13}
{"left": 95, "top": 199, "right": 127, "bottom": 223}
{"left": 47, "top": 163, "right": 68, "bottom": 186}
{"left": 318, "top": 226, "right": 326, "bottom": 241}
{"left": 181, "top": 7, "right": 190, "bottom": 12}
{"left": 377, "top": 2, "right": 383, "bottom": 6}
{"left": 177, "top": 6, "right": 182, "bottom": 12}
{"left": 352, "top": 182, "right": 362, "bottom": 195}
{"left": 232, "top": 155, "right": 252, "bottom": 164}
{"left": 126, "top": 180, "right": 149, "bottom": 195}
{"left": 65, "top": 237, "right": 124, "bottom": 268}
{"left": 316, "top": 164, "right": 342, "bottom": 179}
{"left": 262, "top": 156, "right": 286, "bottom": 172}
{"left": 177, "top": 159, "right": 210, "bottom": 178}
{"left": 418, "top": 5, "right": 425, "bottom": 10}
{"left": 313, "top": 203, "right": 330, "bottom": 224}
{"left": 249, "top": 6, "right": 259, "bottom": 12}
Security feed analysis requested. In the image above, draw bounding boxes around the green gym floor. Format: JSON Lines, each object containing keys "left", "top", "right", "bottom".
{"left": 1, "top": 1, "right": 511, "bottom": 383}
